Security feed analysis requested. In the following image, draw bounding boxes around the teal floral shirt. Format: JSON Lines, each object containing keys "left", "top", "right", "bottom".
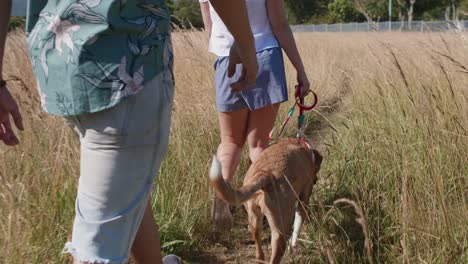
{"left": 26, "top": 0, "right": 173, "bottom": 116}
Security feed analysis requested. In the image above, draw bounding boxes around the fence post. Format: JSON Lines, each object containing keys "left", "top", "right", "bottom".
{"left": 420, "top": 21, "right": 424, "bottom": 32}
{"left": 326, "top": 24, "right": 328, "bottom": 32}
{"left": 339, "top": 23, "right": 343, "bottom": 32}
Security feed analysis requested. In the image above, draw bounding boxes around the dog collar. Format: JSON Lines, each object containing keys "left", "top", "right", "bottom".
{"left": 299, "top": 138, "right": 311, "bottom": 150}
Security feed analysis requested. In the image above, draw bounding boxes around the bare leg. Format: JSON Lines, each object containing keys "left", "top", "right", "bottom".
{"left": 217, "top": 108, "right": 249, "bottom": 181}
{"left": 246, "top": 103, "right": 280, "bottom": 162}
{"left": 131, "top": 200, "right": 162, "bottom": 264}
{"left": 214, "top": 108, "right": 249, "bottom": 231}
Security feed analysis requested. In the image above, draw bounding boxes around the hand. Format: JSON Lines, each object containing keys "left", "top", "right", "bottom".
{"left": 227, "top": 41, "right": 258, "bottom": 92}
{"left": 297, "top": 71, "right": 311, "bottom": 98}
{"left": 0, "top": 83, "right": 24, "bottom": 146}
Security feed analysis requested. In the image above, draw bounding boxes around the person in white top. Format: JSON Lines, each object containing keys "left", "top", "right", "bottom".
{"left": 200, "top": 0, "right": 279, "bottom": 57}
{"left": 200, "top": 0, "right": 311, "bottom": 232}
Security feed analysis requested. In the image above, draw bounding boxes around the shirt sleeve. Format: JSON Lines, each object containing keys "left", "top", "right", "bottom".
{"left": 199, "top": 0, "right": 209, "bottom": 3}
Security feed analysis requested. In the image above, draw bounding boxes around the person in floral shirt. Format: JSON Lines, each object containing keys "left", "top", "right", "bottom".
{"left": 0, "top": 0, "right": 258, "bottom": 263}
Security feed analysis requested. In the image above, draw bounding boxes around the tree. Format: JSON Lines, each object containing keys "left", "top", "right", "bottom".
{"left": 354, "top": 0, "right": 374, "bottom": 23}
{"left": 445, "top": 0, "right": 459, "bottom": 21}
{"left": 285, "top": 0, "right": 325, "bottom": 24}
{"left": 169, "top": 0, "right": 204, "bottom": 29}
{"left": 352, "top": 0, "right": 388, "bottom": 29}
{"left": 328, "top": 0, "right": 363, "bottom": 23}
{"left": 395, "top": 0, "right": 417, "bottom": 30}
{"left": 164, "top": 0, "right": 468, "bottom": 28}
{"left": 8, "top": 17, "right": 26, "bottom": 31}
{"left": 408, "top": 0, "right": 417, "bottom": 29}
{"left": 462, "top": 0, "right": 468, "bottom": 12}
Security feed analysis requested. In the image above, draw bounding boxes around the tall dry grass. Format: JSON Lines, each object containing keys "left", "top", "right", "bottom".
{"left": 0, "top": 30, "right": 467, "bottom": 263}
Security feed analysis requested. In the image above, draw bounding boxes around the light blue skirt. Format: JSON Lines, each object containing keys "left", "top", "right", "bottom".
{"left": 214, "top": 47, "right": 288, "bottom": 112}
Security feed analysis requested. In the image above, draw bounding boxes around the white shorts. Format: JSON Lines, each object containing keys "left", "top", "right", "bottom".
{"left": 63, "top": 67, "right": 174, "bottom": 264}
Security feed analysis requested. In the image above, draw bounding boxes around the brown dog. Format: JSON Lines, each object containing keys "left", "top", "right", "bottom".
{"left": 209, "top": 138, "right": 322, "bottom": 264}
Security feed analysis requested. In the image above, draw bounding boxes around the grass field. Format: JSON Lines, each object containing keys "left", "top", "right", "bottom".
{"left": 0, "top": 30, "right": 467, "bottom": 263}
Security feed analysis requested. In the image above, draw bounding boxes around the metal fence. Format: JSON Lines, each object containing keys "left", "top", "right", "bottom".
{"left": 11, "top": 0, "right": 466, "bottom": 34}
{"left": 292, "top": 20, "right": 467, "bottom": 33}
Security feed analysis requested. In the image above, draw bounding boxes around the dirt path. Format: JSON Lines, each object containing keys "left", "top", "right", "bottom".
{"left": 184, "top": 93, "right": 344, "bottom": 264}
{"left": 184, "top": 208, "right": 309, "bottom": 264}
{"left": 184, "top": 208, "right": 261, "bottom": 264}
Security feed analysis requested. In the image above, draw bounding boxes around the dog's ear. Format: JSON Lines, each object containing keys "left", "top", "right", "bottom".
{"left": 311, "top": 149, "right": 323, "bottom": 167}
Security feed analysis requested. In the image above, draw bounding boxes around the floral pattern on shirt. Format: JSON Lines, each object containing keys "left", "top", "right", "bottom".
{"left": 26, "top": 0, "right": 173, "bottom": 116}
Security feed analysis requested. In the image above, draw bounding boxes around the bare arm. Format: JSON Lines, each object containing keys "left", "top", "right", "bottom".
{"left": 209, "top": 0, "right": 254, "bottom": 51}
{"left": 199, "top": 2, "right": 212, "bottom": 35}
{"left": 0, "top": 0, "right": 12, "bottom": 80}
{"left": 0, "top": 0, "right": 24, "bottom": 146}
{"left": 267, "top": 0, "right": 310, "bottom": 94}
{"left": 209, "top": 0, "right": 258, "bottom": 90}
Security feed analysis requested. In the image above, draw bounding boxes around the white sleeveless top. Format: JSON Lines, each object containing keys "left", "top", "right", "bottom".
{"left": 199, "top": 0, "right": 279, "bottom": 57}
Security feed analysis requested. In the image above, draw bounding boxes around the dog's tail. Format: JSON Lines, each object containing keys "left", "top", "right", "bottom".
{"left": 209, "top": 155, "right": 272, "bottom": 206}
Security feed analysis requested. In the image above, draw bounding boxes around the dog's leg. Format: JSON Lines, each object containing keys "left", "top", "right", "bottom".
{"left": 290, "top": 180, "right": 314, "bottom": 248}
{"left": 290, "top": 210, "right": 303, "bottom": 248}
{"left": 246, "top": 200, "right": 265, "bottom": 263}
{"left": 264, "top": 193, "right": 295, "bottom": 264}
{"left": 270, "top": 229, "right": 287, "bottom": 264}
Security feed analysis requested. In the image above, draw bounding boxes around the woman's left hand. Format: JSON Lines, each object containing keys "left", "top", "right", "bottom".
{"left": 0, "top": 84, "right": 23, "bottom": 146}
{"left": 297, "top": 71, "right": 311, "bottom": 98}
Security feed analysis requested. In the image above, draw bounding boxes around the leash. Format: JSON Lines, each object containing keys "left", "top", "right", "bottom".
{"left": 269, "top": 84, "right": 318, "bottom": 141}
